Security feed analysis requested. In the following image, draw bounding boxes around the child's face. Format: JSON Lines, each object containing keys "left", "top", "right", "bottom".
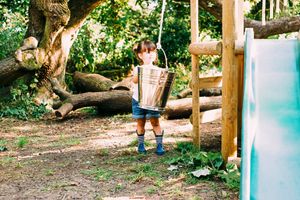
{"left": 138, "top": 50, "right": 157, "bottom": 65}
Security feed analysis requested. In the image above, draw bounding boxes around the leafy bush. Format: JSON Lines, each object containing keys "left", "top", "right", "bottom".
{"left": 166, "top": 142, "right": 240, "bottom": 190}
{"left": 0, "top": 77, "right": 49, "bottom": 120}
{"left": 0, "top": 9, "right": 27, "bottom": 59}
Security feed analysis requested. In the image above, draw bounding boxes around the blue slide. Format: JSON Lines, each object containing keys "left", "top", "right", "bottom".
{"left": 241, "top": 29, "right": 300, "bottom": 200}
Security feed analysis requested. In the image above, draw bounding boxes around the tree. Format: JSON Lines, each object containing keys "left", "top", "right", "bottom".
{"left": 0, "top": 0, "right": 299, "bottom": 106}
{"left": 0, "top": 0, "right": 105, "bottom": 104}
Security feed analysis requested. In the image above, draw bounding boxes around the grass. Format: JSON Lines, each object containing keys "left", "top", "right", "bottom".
{"left": 16, "top": 136, "right": 29, "bottom": 148}
{"left": 51, "top": 135, "right": 81, "bottom": 148}
{"left": 0, "top": 139, "right": 8, "bottom": 151}
{"left": 0, "top": 156, "right": 16, "bottom": 167}
{"left": 82, "top": 167, "right": 114, "bottom": 181}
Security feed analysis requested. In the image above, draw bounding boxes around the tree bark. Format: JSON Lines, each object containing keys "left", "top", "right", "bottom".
{"left": 163, "top": 96, "right": 222, "bottom": 119}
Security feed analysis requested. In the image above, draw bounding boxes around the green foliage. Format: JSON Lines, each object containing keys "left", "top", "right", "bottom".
{"left": 68, "top": 0, "right": 221, "bottom": 83}
{"left": 0, "top": 139, "right": 8, "bottom": 152}
{"left": 0, "top": 9, "right": 27, "bottom": 59}
{"left": 0, "top": 0, "right": 30, "bottom": 19}
{"left": 218, "top": 163, "right": 241, "bottom": 190}
{"left": 166, "top": 142, "right": 240, "bottom": 190}
{"left": 16, "top": 136, "right": 29, "bottom": 148}
{"left": 245, "top": 0, "right": 300, "bottom": 21}
{"left": 82, "top": 167, "right": 113, "bottom": 181}
{"left": 0, "top": 78, "right": 49, "bottom": 120}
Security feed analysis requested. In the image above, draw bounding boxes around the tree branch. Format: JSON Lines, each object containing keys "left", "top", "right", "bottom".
{"left": 67, "top": 0, "right": 105, "bottom": 28}
{"left": 175, "top": 0, "right": 300, "bottom": 38}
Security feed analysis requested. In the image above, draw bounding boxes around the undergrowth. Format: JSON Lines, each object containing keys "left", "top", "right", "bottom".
{"left": 0, "top": 77, "right": 49, "bottom": 120}
{"left": 168, "top": 141, "right": 240, "bottom": 190}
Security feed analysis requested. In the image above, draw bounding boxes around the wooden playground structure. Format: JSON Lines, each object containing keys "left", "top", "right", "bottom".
{"left": 189, "top": 0, "right": 245, "bottom": 162}
{"left": 189, "top": 0, "right": 298, "bottom": 162}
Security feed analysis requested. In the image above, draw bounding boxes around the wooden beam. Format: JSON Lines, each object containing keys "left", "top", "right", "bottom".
{"left": 190, "top": 0, "right": 200, "bottom": 148}
{"left": 189, "top": 41, "right": 222, "bottom": 55}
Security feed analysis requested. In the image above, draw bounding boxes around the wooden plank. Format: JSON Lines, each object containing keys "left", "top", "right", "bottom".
{"left": 190, "top": 0, "right": 200, "bottom": 148}
{"left": 189, "top": 41, "right": 222, "bottom": 55}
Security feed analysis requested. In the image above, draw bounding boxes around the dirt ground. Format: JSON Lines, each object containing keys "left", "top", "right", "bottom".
{"left": 0, "top": 111, "right": 239, "bottom": 200}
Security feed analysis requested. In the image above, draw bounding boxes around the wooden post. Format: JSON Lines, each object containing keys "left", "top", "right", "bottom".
{"left": 190, "top": 0, "right": 200, "bottom": 148}
{"left": 221, "top": 0, "right": 240, "bottom": 161}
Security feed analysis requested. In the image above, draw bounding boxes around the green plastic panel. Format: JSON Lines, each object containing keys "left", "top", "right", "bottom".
{"left": 241, "top": 28, "right": 300, "bottom": 200}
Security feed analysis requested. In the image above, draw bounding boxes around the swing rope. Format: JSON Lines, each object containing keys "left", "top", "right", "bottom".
{"left": 156, "top": 0, "right": 168, "bottom": 69}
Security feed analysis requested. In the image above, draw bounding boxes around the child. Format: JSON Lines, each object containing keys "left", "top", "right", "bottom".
{"left": 132, "top": 40, "right": 165, "bottom": 155}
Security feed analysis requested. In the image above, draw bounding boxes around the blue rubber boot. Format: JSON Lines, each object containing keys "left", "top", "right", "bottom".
{"left": 155, "top": 143, "right": 165, "bottom": 155}
{"left": 137, "top": 132, "right": 146, "bottom": 154}
{"left": 138, "top": 143, "right": 147, "bottom": 154}
{"left": 155, "top": 131, "right": 165, "bottom": 155}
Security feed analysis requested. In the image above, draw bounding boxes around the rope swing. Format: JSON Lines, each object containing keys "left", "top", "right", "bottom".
{"left": 156, "top": 0, "right": 168, "bottom": 69}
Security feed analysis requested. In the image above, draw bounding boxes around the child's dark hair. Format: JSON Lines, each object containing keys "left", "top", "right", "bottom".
{"left": 133, "top": 40, "right": 158, "bottom": 64}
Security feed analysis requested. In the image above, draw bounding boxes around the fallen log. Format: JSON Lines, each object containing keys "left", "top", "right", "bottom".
{"left": 0, "top": 57, "right": 25, "bottom": 86}
{"left": 51, "top": 78, "right": 132, "bottom": 118}
{"left": 73, "top": 71, "right": 116, "bottom": 92}
{"left": 163, "top": 96, "right": 222, "bottom": 119}
{"left": 55, "top": 90, "right": 132, "bottom": 118}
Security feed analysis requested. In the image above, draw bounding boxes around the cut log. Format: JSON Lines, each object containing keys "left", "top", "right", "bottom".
{"left": 189, "top": 108, "right": 222, "bottom": 124}
{"left": 110, "top": 77, "right": 132, "bottom": 91}
{"left": 177, "top": 88, "right": 192, "bottom": 99}
{"left": 163, "top": 96, "right": 222, "bottom": 119}
{"left": 200, "top": 88, "right": 222, "bottom": 96}
{"left": 73, "top": 71, "right": 116, "bottom": 92}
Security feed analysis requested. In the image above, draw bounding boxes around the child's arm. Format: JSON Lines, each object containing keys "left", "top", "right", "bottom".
{"left": 132, "top": 75, "right": 138, "bottom": 83}
{"left": 132, "top": 66, "right": 138, "bottom": 83}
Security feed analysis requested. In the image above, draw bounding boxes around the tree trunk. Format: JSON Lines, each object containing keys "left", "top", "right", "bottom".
{"left": 0, "top": 0, "right": 105, "bottom": 102}
{"left": 163, "top": 96, "right": 222, "bottom": 119}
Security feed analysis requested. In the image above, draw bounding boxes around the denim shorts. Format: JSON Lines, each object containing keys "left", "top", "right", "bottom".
{"left": 132, "top": 98, "right": 161, "bottom": 119}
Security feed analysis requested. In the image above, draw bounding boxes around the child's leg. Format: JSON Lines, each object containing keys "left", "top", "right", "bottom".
{"left": 149, "top": 117, "right": 162, "bottom": 135}
{"left": 137, "top": 118, "right": 146, "bottom": 135}
{"left": 150, "top": 118, "right": 164, "bottom": 155}
{"left": 136, "top": 118, "right": 146, "bottom": 153}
